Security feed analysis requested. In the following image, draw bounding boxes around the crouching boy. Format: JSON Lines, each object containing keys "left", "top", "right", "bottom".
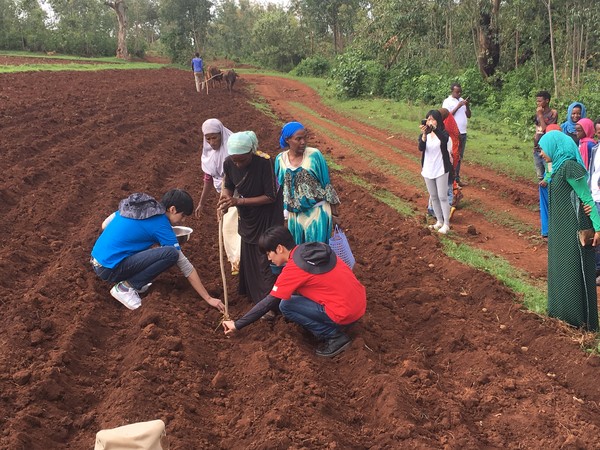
{"left": 90, "top": 189, "right": 224, "bottom": 312}
{"left": 222, "top": 226, "right": 366, "bottom": 357}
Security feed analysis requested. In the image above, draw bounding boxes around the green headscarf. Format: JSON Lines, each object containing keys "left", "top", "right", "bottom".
{"left": 539, "top": 130, "right": 585, "bottom": 178}
{"left": 227, "top": 131, "right": 258, "bottom": 155}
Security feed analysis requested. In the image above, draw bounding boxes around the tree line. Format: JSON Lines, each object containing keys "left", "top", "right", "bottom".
{"left": 2, "top": 0, "right": 598, "bottom": 125}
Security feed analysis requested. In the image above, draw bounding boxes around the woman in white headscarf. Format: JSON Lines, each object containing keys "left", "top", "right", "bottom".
{"left": 196, "top": 118, "right": 240, "bottom": 274}
{"left": 196, "top": 118, "right": 234, "bottom": 214}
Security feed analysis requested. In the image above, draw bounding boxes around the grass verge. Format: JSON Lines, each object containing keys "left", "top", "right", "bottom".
{"left": 0, "top": 51, "right": 168, "bottom": 73}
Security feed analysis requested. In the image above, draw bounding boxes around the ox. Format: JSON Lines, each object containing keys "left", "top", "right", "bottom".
{"left": 204, "top": 66, "right": 223, "bottom": 90}
{"left": 224, "top": 69, "right": 238, "bottom": 93}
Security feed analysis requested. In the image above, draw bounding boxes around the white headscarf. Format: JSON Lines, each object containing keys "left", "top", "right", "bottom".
{"left": 201, "top": 119, "right": 233, "bottom": 192}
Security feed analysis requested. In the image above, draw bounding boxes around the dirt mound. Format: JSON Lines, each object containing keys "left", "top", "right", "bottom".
{"left": 1, "top": 69, "right": 600, "bottom": 449}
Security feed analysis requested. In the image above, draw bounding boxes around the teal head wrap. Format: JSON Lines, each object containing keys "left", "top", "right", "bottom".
{"left": 227, "top": 131, "right": 258, "bottom": 155}
{"left": 538, "top": 130, "right": 585, "bottom": 177}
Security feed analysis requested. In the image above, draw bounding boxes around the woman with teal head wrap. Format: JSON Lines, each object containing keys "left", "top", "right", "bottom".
{"left": 539, "top": 130, "right": 600, "bottom": 331}
{"left": 275, "top": 121, "right": 340, "bottom": 245}
{"left": 218, "top": 131, "right": 284, "bottom": 303}
{"left": 228, "top": 131, "right": 259, "bottom": 155}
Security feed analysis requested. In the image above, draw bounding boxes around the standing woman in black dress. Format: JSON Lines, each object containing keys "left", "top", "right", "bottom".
{"left": 217, "top": 131, "right": 284, "bottom": 303}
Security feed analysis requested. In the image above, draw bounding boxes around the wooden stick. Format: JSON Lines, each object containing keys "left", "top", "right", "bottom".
{"left": 218, "top": 216, "right": 230, "bottom": 320}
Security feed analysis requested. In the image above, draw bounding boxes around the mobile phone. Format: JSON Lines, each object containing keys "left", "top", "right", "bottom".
{"left": 421, "top": 119, "right": 427, "bottom": 126}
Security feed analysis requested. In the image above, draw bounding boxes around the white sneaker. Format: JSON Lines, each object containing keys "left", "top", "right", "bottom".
{"left": 110, "top": 282, "right": 142, "bottom": 310}
{"left": 438, "top": 224, "right": 450, "bottom": 234}
{"left": 428, "top": 222, "right": 443, "bottom": 231}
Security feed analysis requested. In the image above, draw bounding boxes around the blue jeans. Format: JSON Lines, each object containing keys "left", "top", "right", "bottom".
{"left": 533, "top": 150, "right": 546, "bottom": 181}
{"left": 539, "top": 184, "right": 548, "bottom": 237}
{"left": 279, "top": 295, "right": 340, "bottom": 339}
{"left": 455, "top": 133, "right": 467, "bottom": 181}
{"left": 92, "top": 246, "right": 179, "bottom": 290}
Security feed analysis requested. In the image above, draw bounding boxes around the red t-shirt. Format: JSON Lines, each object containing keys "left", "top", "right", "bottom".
{"left": 270, "top": 248, "right": 367, "bottom": 324}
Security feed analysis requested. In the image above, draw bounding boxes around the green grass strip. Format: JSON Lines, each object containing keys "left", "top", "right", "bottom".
{"left": 439, "top": 237, "right": 547, "bottom": 313}
{"left": 465, "top": 198, "right": 538, "bottom": 237}
{"left": 0, "top": 62, "right": 166, "bottom": 73}
{"left": 297, "top": 115, "right": 425, "bottom": 189}
{"left": 343, "top": 173, "right": 417, "bottom": 217}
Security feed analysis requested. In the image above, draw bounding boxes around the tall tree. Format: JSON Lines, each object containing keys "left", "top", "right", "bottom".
{"left": 15, "top": 0, "right": 48, "bottom": 51}
{"left": 159, "top": 0, "right": 212, "bottom": 64}
{"left": 292, "top": 0, "right": 361, "bottom": 54}
{"left": 48, "top": 0, "right": 116, "bottom": 56}
{"left": 0, "top": 0, "right": 21, "bottom": 50}
{"left": 541, "top": 0, "right": 558, "bottom": 97}
{"left": 104, "top": 0, "right": 128, "bottom": 59}
{"left": 207, "top": 0, "right": 261, "bottom": 61}
{"left": 474, "top": 0, "right": 500, "bottom": 78}
{"left": 251, "top": 8, "right": 306, "bottom": 71}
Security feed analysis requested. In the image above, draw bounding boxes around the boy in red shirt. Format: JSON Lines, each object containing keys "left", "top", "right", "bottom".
{"left": 223, "top": 226, "right": 366, "bottom": 357}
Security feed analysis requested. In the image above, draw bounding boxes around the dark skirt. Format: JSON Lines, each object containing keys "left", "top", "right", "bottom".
{"left": 238, "top": 240, "right": 276, "bottom": 304}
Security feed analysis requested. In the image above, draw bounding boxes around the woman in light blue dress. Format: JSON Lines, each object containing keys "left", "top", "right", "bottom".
{"left": 275, "top": 122, "right": 340, "bottom": 244}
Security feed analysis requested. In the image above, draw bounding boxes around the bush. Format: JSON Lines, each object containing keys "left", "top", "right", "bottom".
{"left": 383, "top": 62, "right": 422, "bottom": 100}
{"left": 363, "top": 60, "right": 387, "bottom": 96}
{"left": 411, "top": 73, "right": 448, "bottom": 104}
{"left": 291, "top": 55, "right": 331, "bottom": 77}
{"left": 331, "top": 51, "right": 367, "bottom": 98}
{"left": 455, "top": 67, "right": 495, "bottom": 107}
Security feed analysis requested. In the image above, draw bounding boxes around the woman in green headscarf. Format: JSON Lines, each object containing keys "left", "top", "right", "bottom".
{"left": 217, "top": 131, "right": 284, "bottom": 304}
{"left": 539, "top": 130, "right": 600, "bottom": 330}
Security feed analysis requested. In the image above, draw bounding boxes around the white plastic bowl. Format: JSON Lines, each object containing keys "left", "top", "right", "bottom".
{"left": 172, "top": 226, "right": 193, "bottom": 244}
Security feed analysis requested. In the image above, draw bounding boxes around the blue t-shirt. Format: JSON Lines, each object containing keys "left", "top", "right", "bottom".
{"left": 91, "top": 212, "right": 180, "bottom": 269}
{"left": 192, "top": 57, "right": 203, "bottom": 73}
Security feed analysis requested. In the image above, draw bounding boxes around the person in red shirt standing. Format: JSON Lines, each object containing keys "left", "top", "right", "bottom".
{"left": 222, "top": 226, "right": 367, "bottom": 357}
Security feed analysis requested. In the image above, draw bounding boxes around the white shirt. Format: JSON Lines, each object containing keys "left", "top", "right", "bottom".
{"left": 421, "top": 133, "right": 445, "bottom": 179}
{"left": 590, "top": 145, "right": 600, "bottom": 202}
{"left": 442, "top": 96, "right": 468, "bottom": 134}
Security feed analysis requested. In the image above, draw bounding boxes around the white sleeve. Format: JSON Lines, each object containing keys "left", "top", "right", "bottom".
{"left": 176, "top": 250, "right": 194, "bottom": 277}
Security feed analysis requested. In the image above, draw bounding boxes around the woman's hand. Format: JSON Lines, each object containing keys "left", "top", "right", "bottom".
{"left": 194, "top": 203, "right": 203, "bottom": 218}
{"left": 593, "top": 232, "right": 600, "bottom": 247}
{"left": 206, "top": 296, "right": 225, "bottom": 312}
{"left": 217, "top": 195, "right": 233, "bottom": 211}
{"left": 223, "top": 320, "right": 237, "bottom": 335}
{"left": 539, "top": 180, "right": 548, "bottom": 188}
{"left": 583, "top": 203, "right": 592, "bottom": 217}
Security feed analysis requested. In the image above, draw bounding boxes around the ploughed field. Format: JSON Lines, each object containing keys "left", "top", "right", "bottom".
{"left": 1, "top": 66, "right": 600, "bottom": 449}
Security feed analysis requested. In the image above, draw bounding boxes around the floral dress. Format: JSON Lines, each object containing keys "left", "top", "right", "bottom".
{"left": 275, "top": 147, "right": 340, "bottom": 244}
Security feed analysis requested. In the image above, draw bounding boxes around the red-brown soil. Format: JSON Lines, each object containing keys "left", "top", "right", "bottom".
{"left": 1, "top": 65, "right": 600, "bottom": 449}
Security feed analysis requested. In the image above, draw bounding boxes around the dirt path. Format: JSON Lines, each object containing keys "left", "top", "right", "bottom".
{"left": 1, "top": 67, "right": 600, "bottom": 449}
{"left": 245, "top": 75, "right": 547, "bottom": 280}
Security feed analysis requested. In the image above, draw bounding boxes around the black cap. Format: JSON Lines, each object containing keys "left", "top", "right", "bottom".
{"left": 292, "top": 242, "right": 337, "bottom": 275}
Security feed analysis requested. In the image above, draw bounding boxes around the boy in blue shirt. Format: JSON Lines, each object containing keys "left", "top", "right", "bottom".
{"left": 191, "top": 52, "right": 204, "bottom": 93}
{"left": 91, "top": 189, "right": 224, "bottom": 311}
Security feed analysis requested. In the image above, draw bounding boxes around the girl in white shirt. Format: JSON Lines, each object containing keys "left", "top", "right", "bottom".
{"left": 418, "top": 110, "right": 453, "bottom": 234}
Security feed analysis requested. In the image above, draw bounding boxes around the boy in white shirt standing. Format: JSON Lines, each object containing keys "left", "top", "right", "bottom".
{"left": 442, "top": 83, "right": 471, "bottom": 187}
